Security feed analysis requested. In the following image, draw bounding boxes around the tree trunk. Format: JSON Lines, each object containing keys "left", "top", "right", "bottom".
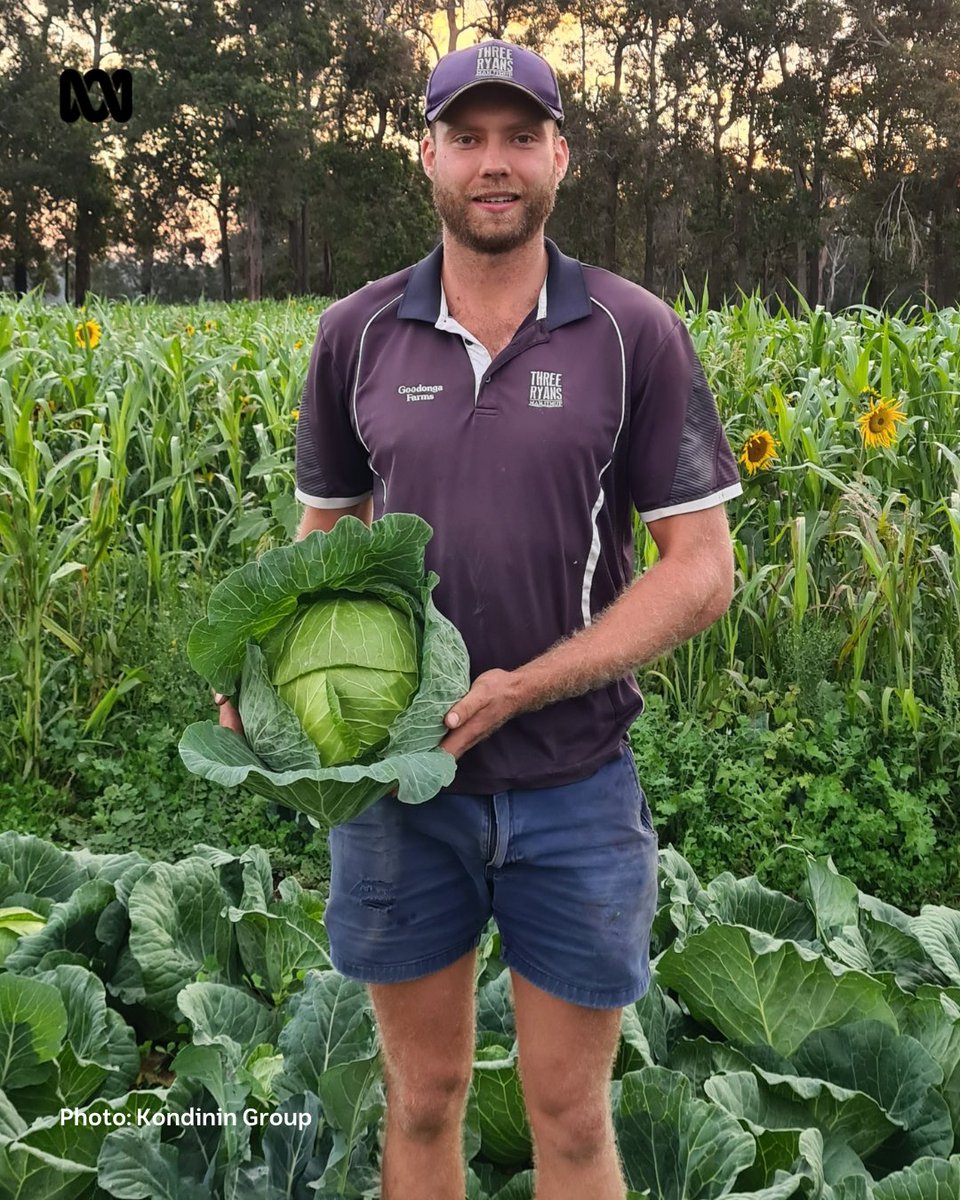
{"left": 866, "top": 231, "right": 884, "bottom": 309}
{"left": 139, "top": 244, "right": 154, "bottom": 296}
{"left": 289, "top": 215, "right": 301, "bottom": 292}
{"left": 300, "top": 200, "right": 309, "bottom": 293}
{"left": 642, "top": 18, "right": 658, "bottom": 291}
{"left": 711, "top": 104, "right": 725, "bottom": 297}
{"left": 931, "top": 169, "right": 959, "bottom": 307}
{"left": 733, "top": 93, "right": 759, "bottom": 296}
{"left": 604, "top": 160, "right": 619, "bottom": 272}
{"left": 246, "top": 198, "right": 262, "bottom": 300}
{"left": 805, "top": 158, "right": 824, "bottom": 306}
{"left": 443, "top": 0, "right": 460, "bottom": 53}
{"left": 13, "top": 201, "right": 29, "bottom": 296}
{"left": 319, "top": 239, "right": 333, "bottom": 296}
{"left": 796, "top": 240, "right": 807, "bottom": 312}
{"left": 806, "top": 244, "right": 821, "bottom": 307}
{"left": 74, "top": 201, "right": 93, "bottom": 305}
{"left": 642, "top": 190, "right": 655, "bottom": 290}
{"left": 732, "top": 176, "right": 751, "bottom": 295}
{"left": 218, "top": 180, "right": 232, "bottom": 302}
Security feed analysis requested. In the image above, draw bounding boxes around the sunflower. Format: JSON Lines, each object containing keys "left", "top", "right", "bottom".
{"left": 857, "top": 394, "right": 907, "bottom": 449}
{"left": 291, "top": 408, "right": 300, "bottom": 421}
{"left": 204, "top": 320, "right": 216, "bottom": 331}
{"left": 75, "top": 319, "right": 101, "bottom": 349}
{"left": 184, "top": 324, "right": 196, "bottom": 336}
{"left": 293, "top": 339, "right": 303, "bottom": 350}
{"left": 739, "top": 429, "right": 778, "bottom": 474}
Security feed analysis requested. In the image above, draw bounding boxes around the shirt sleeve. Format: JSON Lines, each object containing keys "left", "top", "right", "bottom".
{"left": 628, "top": 318, "right": 743, "bottom": 523}
{"left": 294, "top": 318, "right": 374, "bottom": 508}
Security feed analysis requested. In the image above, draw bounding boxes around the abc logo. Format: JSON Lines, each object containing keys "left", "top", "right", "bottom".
{"left": 59, "top": 68, "right": 133, "bottom": 124}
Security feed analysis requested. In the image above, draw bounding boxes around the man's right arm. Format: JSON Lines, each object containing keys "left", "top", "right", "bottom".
{"left": 217, "top": 495, "right": 374, "bottom": 734}
{"left": 296, "top": 494, "right": 373, "bottom": 539}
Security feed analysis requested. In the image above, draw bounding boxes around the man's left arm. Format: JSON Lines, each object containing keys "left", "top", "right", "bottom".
{"left": 439, "top": 502, "right": 735, "bottom": 759}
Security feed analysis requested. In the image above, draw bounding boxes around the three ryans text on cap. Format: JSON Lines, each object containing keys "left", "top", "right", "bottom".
{"left": 476, "top": 44, "right": 514, "bottom": 79}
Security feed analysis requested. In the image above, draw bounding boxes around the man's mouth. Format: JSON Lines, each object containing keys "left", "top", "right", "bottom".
{"left": 472, "top": 193, "right": 520, "bottom": 210}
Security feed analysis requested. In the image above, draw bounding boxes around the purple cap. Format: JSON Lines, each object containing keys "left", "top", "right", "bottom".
{"left": 424, "top": 39, "right": 564, "bottom": 126}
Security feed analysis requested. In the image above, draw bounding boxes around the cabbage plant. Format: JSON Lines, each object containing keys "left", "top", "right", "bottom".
{"left": 178, "top": 513, "right": 470, "bottom": 826}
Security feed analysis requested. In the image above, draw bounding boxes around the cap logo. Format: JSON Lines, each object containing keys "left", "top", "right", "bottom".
{"left": 476, "top": 44, "right": 514, "bottom": 80}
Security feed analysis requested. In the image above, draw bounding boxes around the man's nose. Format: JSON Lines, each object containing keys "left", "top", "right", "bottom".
{"left": 477, "top": 138, "right": 511, "bottom": 175}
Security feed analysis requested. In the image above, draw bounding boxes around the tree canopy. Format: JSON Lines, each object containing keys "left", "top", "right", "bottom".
{"left": 2, "top": 0, "right": 959, "bottom": 308}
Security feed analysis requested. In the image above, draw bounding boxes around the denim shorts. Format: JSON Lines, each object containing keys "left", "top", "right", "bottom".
{"left": 323, "top": 739, "right": 660, "bottom": 1009}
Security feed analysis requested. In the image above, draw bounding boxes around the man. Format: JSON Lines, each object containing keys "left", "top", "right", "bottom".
{"left": 216, "top": 37, "right": 742, "bottom": 1200}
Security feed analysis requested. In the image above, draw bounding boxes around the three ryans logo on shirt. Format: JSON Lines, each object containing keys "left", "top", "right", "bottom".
{"left": 528, "top": 370, "right": 563, "bottom": 407}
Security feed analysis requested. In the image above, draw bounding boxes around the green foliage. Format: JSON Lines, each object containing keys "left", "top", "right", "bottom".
{"left": 766, "top": 613, "right": 848, "bottom": 725}
{"left": 631, "top": 691, "right": 959, "bottom": 911}
{"left": 2, "top": 836, "right": 960, "bottom": 1197}
{"left": 0, "top": 577, "right": 332, "bottom": 888}
{"left": 310, "top": 141, "right": 437, "bottom": 297}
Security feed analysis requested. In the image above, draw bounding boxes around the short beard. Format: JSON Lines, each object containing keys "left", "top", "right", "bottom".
{"left": 431, "top": 172, "right": 558, "bottom": 255}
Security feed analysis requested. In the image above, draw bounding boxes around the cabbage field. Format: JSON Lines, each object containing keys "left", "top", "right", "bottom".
{"left": 1, "top": 291, "right": 960, "bottom": 1197}
{"left": 2, "top": 833, "right": 960, "bottom": 1198}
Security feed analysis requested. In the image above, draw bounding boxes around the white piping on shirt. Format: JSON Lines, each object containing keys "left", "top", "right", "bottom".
{"left": 640, "top": 481, "right": 743, "bottom": 523}
{"left": 580, "top": 297, "right": 627, "bottom": 630}
{"left": 351, "top": 294, "right": 403, "bottom": 511}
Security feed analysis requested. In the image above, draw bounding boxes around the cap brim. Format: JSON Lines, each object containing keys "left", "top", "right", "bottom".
{"left": 425, "top": 79, "right": 563, "bottom": 125}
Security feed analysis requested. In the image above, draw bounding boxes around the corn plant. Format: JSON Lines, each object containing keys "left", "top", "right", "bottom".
{"left": 2, "top": 289, "right": 959, "bottom": 778}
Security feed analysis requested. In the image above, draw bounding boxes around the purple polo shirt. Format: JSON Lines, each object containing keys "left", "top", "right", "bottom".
{"left": 295, "top": 237, "right": 743, "bottom": 794}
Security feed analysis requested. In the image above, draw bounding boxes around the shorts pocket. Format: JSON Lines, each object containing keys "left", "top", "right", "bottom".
{"left": 623, "top": 746, "right": 657, "bottom": 837}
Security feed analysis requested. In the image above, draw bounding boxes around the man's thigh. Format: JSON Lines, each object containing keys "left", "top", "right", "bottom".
{"left": 491, "top": 741, "right": 660, "bottom": 1010}
{"left": 324, "top": 789, "right": 493, "bottom": 983}
{"left": 368, "top": 947, "right": 478, "bottom": 1118}
{"left": 510, "top": 968, "right": 624, "bottom": 1129}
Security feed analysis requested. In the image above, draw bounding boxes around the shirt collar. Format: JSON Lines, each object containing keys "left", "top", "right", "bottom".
{"left": 438, "top": 275, "right": 548, "bottom": 324}
{"left": 397, "top": 237, "right": 592, "bottom": 331}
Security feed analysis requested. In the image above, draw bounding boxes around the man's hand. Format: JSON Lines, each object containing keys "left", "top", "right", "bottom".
{"left": 213, "top": 693, "right": 245, "bottom": 738}
{"left": 213, "top": 690, "right": 405, "bottom": 800}
{"left": 210, "top": 671, "right": 520, "bottom": 798}
{"left": 439, "top": 668, "right": 521, "bottom": 761}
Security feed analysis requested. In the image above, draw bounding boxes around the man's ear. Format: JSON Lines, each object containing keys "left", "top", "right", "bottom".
{"left": 555, "top": 132, "right": 570, "bottom": 183}
{"left": 421, "top": 129, "right": 435, "bottom": 179}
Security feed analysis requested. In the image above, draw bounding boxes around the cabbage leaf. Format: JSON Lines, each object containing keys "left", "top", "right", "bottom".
{"left": 178, "top": 513, "right": 470, "bottom": 826}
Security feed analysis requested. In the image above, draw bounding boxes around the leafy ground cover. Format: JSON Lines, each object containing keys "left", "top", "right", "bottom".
{"left": 1, "top": 577, "right": 954, "bottom": 912}
{"left": 1, "top": 832, "right": 959, "bottom": 1198}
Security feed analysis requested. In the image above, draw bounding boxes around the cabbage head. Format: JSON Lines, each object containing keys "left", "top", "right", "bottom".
{"left": 260, "top": 596, "right": 419, "bottom": 766}
{"left": 178, "top": 513, "right": 470, "bottom": 827}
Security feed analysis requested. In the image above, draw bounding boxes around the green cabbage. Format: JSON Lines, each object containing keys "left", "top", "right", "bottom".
{"left": 260, "top": 596, "right": 419, "bottom": 766}
{"left": 178, "top": 513, "right": 470, "bottom": 827}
